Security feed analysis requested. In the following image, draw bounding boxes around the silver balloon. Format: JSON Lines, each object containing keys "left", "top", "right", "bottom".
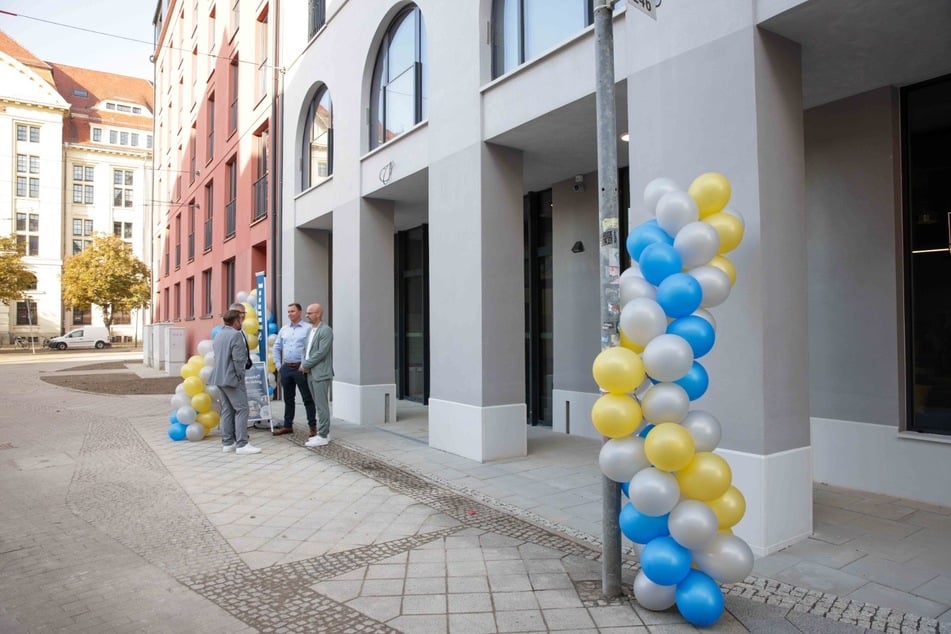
{"left": 175, "top": 382, "right": 186, "bottom": 396}
{"left": 196, "top": 339, "right": 214, "bottom": 355}
{"left": 205, "top": 384, "right": 221, "bottom": 400}
{"left": 668, "top": 500, "right": 719, "bottom": 549}
{"left": 176, "top": 406, "right": 197, "bottom": 425}
{"left": 203, "top": 351, "right": 215, "bottom": 366}
{"left": 674, "top": 221, "right": 720, "bottom": 269}
{"left": 656, "top": 190, "right": 699, "bottom": 237}
{"left": 620, "top": 273, "right": 657, "bottom": 305}
{"left": 633, "top": 570, "right": 677, "bottom": 611}
{"left": 692, "top": 308, "right": 717, "bottom": 332}
{"left": 689, "top": 266, "right": 731, "bottom": 308}
{"left": 619, "top": 298, "right": 667, "bottom": 348}
{"left": 642, "top": 334, "right": 694, "bottom": 382}
{"left": 599, "top": 436, "right": 651, "bottom": 483}
{"left": 170, "top": 393, "right": 188, "bottom": 409}
{"left": 681, "top": 410, "right": 722, "bottom": 452}
{"left": 641, "top": 383, "right": 690, "bottom": 425}
{"left": 199, "top": 366, "right": 213, "bottom": 383}
{"left": 693, "top": 533, "right": 755, "bottom": 584}
{"left": 629, "top": 468, "right": 680, "bottom": 517}
{"left": 643, "top": 177, "right": 681, "bottom": 216}
{"left": 185, "top": 422, "right": 206, "bottom": 441}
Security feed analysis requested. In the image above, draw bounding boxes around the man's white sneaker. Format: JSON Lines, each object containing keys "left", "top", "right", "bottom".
{"left": 305, "top": 435, "right": 329, "bottom": 447}
{"left": 222, "top": 444, "right": 236, "bottom": 453}
{"left": 235, "top": 444, "right": 262, "bottom": 455}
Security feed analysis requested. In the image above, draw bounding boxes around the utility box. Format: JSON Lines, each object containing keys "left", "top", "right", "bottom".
{"left": 165, "top": 327, "right": 186, "bottom": 376}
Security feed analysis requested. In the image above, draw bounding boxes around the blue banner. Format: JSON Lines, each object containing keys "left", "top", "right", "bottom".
{"left": 255, "top": 271, "right": 267, "bottom": 361}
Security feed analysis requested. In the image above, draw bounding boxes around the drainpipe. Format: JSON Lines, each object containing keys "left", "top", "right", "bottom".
{"left": 269, "top": 0, "right": 282, "bottom": 316}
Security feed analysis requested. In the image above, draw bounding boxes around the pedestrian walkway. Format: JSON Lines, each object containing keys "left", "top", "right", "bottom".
{"left": 0, "top": 353, "right": 945, "bottom": 633}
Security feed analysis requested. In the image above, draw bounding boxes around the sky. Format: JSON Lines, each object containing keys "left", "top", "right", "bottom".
{"left": 0, "top": 0, "right": 155, "bottom": 80}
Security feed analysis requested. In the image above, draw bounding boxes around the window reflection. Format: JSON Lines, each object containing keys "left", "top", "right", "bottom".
{"left": 303, "top": 86, "right": 333, "bottom": 188}
{"left": 370, "top": 5, "right": 427, "bottom": 149}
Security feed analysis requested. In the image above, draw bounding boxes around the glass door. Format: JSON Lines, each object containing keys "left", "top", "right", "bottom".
{"left": 525, "top": 190, "right": 553, "bottom": 425}
{"left": 395, "top": 225, "right": 429, "bottom": 403}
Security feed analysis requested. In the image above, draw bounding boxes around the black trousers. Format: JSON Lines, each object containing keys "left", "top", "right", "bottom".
{"left": 279, "top": 365, "right": 316, "bottom": 428}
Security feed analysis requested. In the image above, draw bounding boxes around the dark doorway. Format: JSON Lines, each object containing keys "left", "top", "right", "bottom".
{"left": 903, "top": 73, "right": 951, "bottom": 435}
{"left": 395, "top": 225, "right": 429, "bottom": 403}
{"left": 525, "top": 189, "right": 553, "bottom": 426}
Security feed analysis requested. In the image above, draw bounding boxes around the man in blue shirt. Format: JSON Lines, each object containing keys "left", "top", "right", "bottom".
{"left": 271, "top": 303, "right": 316, "bottom": 436}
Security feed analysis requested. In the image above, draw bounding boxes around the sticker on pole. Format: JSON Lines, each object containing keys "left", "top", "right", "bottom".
{"left": 627, "top": 0, "right": 657, "bottom": 20}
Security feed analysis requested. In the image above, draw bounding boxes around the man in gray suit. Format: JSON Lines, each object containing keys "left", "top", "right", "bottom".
{"left": 209, "top": 308, "right": 261, "bottom": 455}
{"left": 302, "top": 303, "right": 333, "bottom": 447}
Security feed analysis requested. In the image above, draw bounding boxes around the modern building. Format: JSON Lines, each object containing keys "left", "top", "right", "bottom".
{"left": 0, "top": 31, "right": 153, "bottom": 344}
{"left": 276, "top": 0, "right": 951, "bottom": 556}
{"left": 150, "top": 0, "right": 277, "bottom": 350}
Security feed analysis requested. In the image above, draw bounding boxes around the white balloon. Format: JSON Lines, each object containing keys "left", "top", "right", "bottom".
{"left": 267, "top": 334, "right": 277, "bottom": 345}
{"left": 689, "top": 266, "right": 731, "bottom": 308}
{"left": 267, "top": 373, "right": 276, "bottom": 387}
{"left": 643, "top": 177, "right": 681, "bottom": 216}
{"left": 176, "top": 406, "right": 196, "bottom": 425}
{"left": 629, "top": 468, "right": 680, "bottom": 517}
{"left": 205, "top": 385, "right": 221, "bottom": 400}
{"left": 175, "top": 382, "right": 186, "bottom": 396}
{"left": 235, "top": 291, "right": 250, "bottom": 303}
{"left": 681, "top": 410, "right": 722, "bottom": 452}
{"left": 203, "top": 351, "right": 215, "bottom": 366}
{"left": 196, "top": 339, "right": 214, "bottom": 356}
{"left": 185, "top": 422, "right": 206, "bottom": 441}
{"left": 633, "top": 570, "right": 676, "bottom": 611}
{"left": 692, "top": 308, "right": 717, "bottom": 332}
{"left": 598, "top": 436, "right": 651, "bottom": 483}
{"left": 170, "top": 393, "right": 188, "bottom": 409}
{"left": 656, "top": 190, "right": 699, "bottom": 237}
{"left": 199, "top": 366, "right": 213, "bottom": 383}
{"left": 693, "top": 534, "right": 755, "bottom": 584}
{"left": 642, "top": 334, "right": 694, "bottom": 382}
{"left": 668, "top": 500, "right": 719, "bottom": 549}
{"left": 641, "top": 383, "right": 690, "bottom": 425}
{"left": 620, "top": 274, "right": 657, "bottom": 305}
{"left": 250, "top": 352, "right": 260, "bottom": 363}
{"left": 619, "top": 298, "right": 668, "bottom": 348}
{"left": 673, "top": 221, "right": 720, "bottom": 269}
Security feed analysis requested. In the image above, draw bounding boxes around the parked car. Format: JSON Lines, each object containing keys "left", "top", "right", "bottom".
{"left": 47, "top": 327, "right": 111, "bottom": 350}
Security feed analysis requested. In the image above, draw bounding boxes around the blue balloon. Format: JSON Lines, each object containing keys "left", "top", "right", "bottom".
{"left": 627, "top": 220, "right": 673, "bottom": 262}
{"left": 667, "top": 315, "right": 715, "bottom": 358}
{"left": 656, "top": 273, "right": 703, "bottom": 319}
{"left": 638, "top": 423, "right": 655, "bottom": 438}
{"left": 676, "top": 570, "right": 724, "bottom": 627}
{"left": 168, "top": 422, "right": 188, "bottom": 441}
{"left": 639, "top": 243, "right": 682, "bottom": 286}
{"left": 641, "top": 536, "right": 693, "bottom": 586}
{"left": 211, "top": 325, "right": 224, "bottom": 339}
{"left": 619, "top": 503, "right": 670, "bottom": 544}
{"left": 267, "top": 322, "right": 279, "bottom": 335}
{"left": 169, "top": 411, "right": 180, "bottom": 425}
{"left": 620, "top": 481, "right": 630, "bottom": 498}
{"left": 674, "top": 362, "right": 709, "bottom": 400}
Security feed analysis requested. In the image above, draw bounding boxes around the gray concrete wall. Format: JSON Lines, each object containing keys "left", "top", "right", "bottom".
{"left": 805, "top": 88, "right": 901, "bottom": 426}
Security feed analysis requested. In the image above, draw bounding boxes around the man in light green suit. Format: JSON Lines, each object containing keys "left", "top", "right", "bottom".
{"left": 302, "top": 303, "right": 333, "bottom": 447}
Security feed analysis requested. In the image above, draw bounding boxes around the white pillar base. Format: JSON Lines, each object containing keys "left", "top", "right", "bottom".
{"left": 551, "top": 389, "right": 601, "bottom": 439}
{"left": 718, "top": 445, "right": 813, "bottom": 557}
{"left": 429, "top": 398, "right": 527, "bottom": 462}
{"left": 332, "top": 381, "right": 397, "bottom": 425}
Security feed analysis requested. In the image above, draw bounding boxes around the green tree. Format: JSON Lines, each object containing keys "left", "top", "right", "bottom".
{"left": 0, "top": 235, "right": 35, "bottom": 304}
{"left": 62, "top": 234, "right": 151, "bottom": 331}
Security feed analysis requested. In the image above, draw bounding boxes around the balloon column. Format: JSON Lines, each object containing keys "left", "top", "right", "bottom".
{"left": 592, "top": 173, "right": 752, "bottom": 627}
{"left": 167, "top": 288, "right": 278, "bottom": 441}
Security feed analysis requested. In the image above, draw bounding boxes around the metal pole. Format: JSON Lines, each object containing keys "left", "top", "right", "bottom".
{"left": 594, "top": 0, "right": 622, "bottom": 598}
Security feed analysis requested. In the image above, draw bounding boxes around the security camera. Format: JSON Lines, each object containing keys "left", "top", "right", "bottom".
{"left": 572, "top": 174, "right": 585, "bottom": 192}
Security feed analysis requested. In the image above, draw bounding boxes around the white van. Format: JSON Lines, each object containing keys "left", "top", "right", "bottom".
{"left": 48, "top": 327, "right": 112, "bottom": 350}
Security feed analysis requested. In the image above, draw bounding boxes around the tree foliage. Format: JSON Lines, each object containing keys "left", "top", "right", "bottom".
{"left": 0, "top": 235, "right": 35, "bottom": 304}
{"left": 62, "top": 234, "right": 151, "bottom": 330}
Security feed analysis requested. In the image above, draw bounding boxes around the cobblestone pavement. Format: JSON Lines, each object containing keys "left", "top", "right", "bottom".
{"left": 0, "top": 356, "right": 947, "bottom": 632}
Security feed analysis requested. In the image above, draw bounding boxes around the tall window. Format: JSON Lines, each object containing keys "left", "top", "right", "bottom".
{"left": 16, "top": 301, "right": 37, "bottom": 325}
{"left": 173, "top": 282, "right": 181, "bottom": 320}
{"left": 231, "top": 0, "right": 240, "bottom": 36}
{"left": 208, "top": 6, "right": 217, "bottom": 74}
{"left": 253, "top": 128, "right": 268, "bottom": 220}
{"left": 113, "top": 221, "right": 133, "bottom": 242}
{"left": 303, "top": 86, "right": 332, "bottom": 188}
{"left": 369, "top": 5, "right": 427, "bottom": 149}
{"left": 223, "top": 258, "right": 235, "bottom": 309}
{"left": 229, "top": 57, "right": 239, "bottom": 134}
{"left": 225, "top": 158, "right": 237, "bottom": 237}
{"left": 492, "top": 0, "right": 618, "bottom": 78}
{"left": 113, "top": 170, "right": 134, "bottom": 207}
{"left": 308, "top": 0, "right": 325, "bottom": 38}
{"left": 186, "top": 276, "right": 195, "bottom": 319}
{"left": 174, "top": 214, "right": 182, "bottom": 269}
{"left": 73, "top": 218, "right": 94, "bottom": 254}
{"left": 256, "top": 8, "right": 269, "bottom": 101}
{"left": 17, "top": 212, "right": 39, "bottom": 256}
{"left": 72, "top": 164, "right": 94, "bottom": 204}
{"left": 72, "top": 308, "right": 92, "bottom": 326}
{"left": 92, "top": 127, "right": 102, "bottom": 142}
{"left": 202, "top": 268, "right": 213, "bottom": 315}
{"left": 187, "top": 201, "right": 196, "bottom": 260}
{"left": 207, "top": 92, "right": 215, "bottom": 161}
{"left": 204, "top": 181, "right": 214, "bottom": 251}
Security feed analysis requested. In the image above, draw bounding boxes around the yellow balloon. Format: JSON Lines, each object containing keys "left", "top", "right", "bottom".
{"left": 619, "top": 331, "right": 644, "bottom": 353}
{"left": 267, "top": 359, "right": 276, "bottom": 372}
{"left": 180, "top": 363, "right": 197, "bottom": 379}
{"left": 704, "top": 212, "right": 744, "bottom": 254}
{"left": 707, "top": 255, "right": 736, "bottom": 286}
{"left": 183, "top": 376, "right": 204, "bottom": 396}
{"left": 188, "top": 354, "right": 204, "bottom": 367}
{"left": 242, "top": 320, "right": 260, "bottom": 336}
{"left": 242, "top": 301, "right": 254, "bottom": 314}
{"left": 719, "top": 527, "right": 734, "bottom": 536}
{"left": 191, "top": 392, "right": 212, "bottom": 414}
{"left": 677, "top": 452, "right": 732, "bottom": 501}
{"left": 708, "top": 486, "right": 746, "bottom": 529}
{"left": 246, "top": 334, "right": 259, "bottom": 349}
{"left": 591, "top": 394, "right": 642, "bottom": 438}
{"left": 688, "top": 172, "right": 731, "bottom": 218}
{"left": 644, "top": 422, "right": 695, "bottom": 472}
{"left": 592, "top": 347, "right": 646, "bottom": 394}
{"left": 197, "top": 410, "right": 220, "bottom": 429}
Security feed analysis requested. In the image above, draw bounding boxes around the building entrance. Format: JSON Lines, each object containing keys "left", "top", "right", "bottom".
{"left": 395, "top": 225, "right": 429, "bottom": 403}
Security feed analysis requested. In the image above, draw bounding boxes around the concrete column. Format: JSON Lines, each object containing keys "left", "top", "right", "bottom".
{"left": 626, "top": 28, "right": 810, "bottom": 555}
{"left": 428, "top": 143, "right": 527, "bottom": 462}
{"left": 331, "top": 198, "right": 397, "bottom": 425}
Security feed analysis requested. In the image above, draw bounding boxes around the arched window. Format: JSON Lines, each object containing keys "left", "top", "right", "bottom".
{"left": 369, "top": 5, "right": 427, "bottom": 150}
{"left": 303, "top": 86, "right": 332, "bottom": 189}
{"left": 308, "top": 0, "right": 325, "bottom": 39}
{"left": 492, "top": 0, "right": 619, "bottom": 78}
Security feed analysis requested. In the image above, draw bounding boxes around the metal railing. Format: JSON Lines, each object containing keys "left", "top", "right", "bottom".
{"left": 253, "top": 174, "right": 268, "bottom": 220}
{"left": 225, "top": 200, "right": 236, "bottom": 237}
